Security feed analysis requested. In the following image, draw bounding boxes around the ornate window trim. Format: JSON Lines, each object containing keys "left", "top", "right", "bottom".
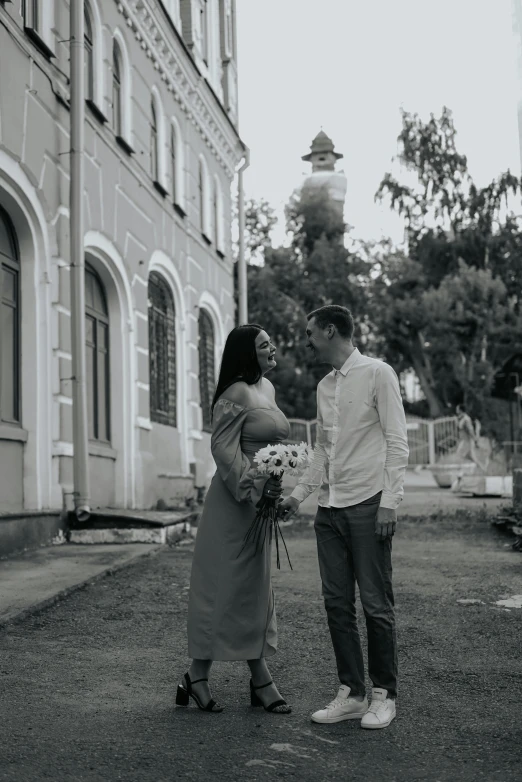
{"left": 116, "top": 0, "right": 243, "bottom": 179}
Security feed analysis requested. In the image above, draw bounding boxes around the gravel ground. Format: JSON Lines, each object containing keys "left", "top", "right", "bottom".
{"left": 0, "top": 510, "right": 521, "bottom": 782}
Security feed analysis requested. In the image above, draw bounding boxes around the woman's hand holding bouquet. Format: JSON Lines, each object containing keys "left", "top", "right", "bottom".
{"left": 237, "top": 443, "right": 311, "bottom": 569}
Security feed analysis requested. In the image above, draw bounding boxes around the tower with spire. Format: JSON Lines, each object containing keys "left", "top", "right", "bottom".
{"left": 301, "top": 130, "right": 347, "bottom": 219}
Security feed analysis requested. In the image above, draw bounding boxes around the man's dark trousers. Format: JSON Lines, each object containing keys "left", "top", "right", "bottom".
{"left": 314, "top": 491, "right": 397, "bottom": 697}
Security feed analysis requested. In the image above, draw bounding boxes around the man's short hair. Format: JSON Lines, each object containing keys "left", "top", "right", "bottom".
{"left": 307, "top": 305, "right": 354, "bottom": 339}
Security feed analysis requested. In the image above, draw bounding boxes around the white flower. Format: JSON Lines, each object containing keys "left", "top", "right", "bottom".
{"left": 253, "top": 444, "right": 287, "bottom": 476}
{"left": 253, "top": 442, "right": 311, "bottom": 478}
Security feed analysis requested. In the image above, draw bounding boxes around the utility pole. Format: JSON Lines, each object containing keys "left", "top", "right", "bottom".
{"left": 69, "top": 1, "right": 90, "bottom": 521}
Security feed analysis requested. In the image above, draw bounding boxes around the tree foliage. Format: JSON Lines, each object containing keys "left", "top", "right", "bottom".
{"left": 235, "top": 107, "right": 522, "bottom": 440}
{"left": 242, "top": 187, "right": 369, "bottom": 418}
{"left": 371, "top": 107, "right": 522, "bottom": 432}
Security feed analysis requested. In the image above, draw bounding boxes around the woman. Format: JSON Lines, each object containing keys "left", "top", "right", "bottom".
{"left": 176, "top": 324, "right": 292, "bottom": 715}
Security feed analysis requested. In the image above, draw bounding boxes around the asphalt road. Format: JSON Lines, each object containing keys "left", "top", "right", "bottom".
{"left": 1, "top": 511, "right": 521, "bottom": 782}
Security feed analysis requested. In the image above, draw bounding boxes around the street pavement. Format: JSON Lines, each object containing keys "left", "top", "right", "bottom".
{"left": 0, "top": 472, "right": 506, "bottom": 630}
{"left": 1, "top": 508, "right": 521, "bottom": 781}
{"left": 284, "top": 468, "right": 507, "bottom": 518}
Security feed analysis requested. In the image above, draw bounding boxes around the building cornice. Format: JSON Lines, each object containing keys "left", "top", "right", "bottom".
{"left": 118, "top": 0, "right": 244, "bottom": 178}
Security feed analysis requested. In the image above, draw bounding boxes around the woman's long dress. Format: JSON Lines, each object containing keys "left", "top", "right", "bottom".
{"left": 187, "top": 398, "right": 290, "bottom": 661}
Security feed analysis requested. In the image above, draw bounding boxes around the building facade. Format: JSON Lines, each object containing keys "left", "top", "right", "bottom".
{"left": 0, "top": 0, "right": 244, "bottom": 533}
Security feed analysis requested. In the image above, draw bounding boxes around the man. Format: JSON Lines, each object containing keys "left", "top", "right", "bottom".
{"left": 279, "top": 305, "right": 409, "bottom": 729}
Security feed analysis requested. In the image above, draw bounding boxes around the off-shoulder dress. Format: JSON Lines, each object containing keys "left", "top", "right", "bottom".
{"left": 187, "top": 398, "right": 290, "bottom": 660}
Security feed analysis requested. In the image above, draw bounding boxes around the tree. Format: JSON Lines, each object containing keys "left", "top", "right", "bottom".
{"left": 232, "top": 197, "right": 277, "bottom": 266}
{"left": 372, "top": 107, "right": 522, "bottom": 424}
{"left": 242, "top": 189, "right": 371, "bottom": 419}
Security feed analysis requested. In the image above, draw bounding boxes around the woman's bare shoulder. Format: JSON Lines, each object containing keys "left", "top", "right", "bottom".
{"left": 219, "top": 381, "right": 251, "bottom": 406}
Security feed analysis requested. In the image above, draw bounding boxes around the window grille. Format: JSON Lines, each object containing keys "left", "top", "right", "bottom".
{"left": 148, "top": 272, "right": 177, "bottom": 427}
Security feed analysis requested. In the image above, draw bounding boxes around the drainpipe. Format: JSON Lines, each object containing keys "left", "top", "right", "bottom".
{"left": 69, "top": 2, "right": 90, "bottom": 522}
{"left": 237, "top": 144, "right": 250, "bottom": 325}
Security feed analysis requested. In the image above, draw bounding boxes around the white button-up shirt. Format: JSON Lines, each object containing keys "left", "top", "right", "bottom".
{"left": 291, "top": 348, "right": 409, "bottom": 510}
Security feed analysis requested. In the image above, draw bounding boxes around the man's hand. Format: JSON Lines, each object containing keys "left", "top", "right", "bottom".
{"left": 263, "top": 475, "right": 283, "bottom": 500}
{"left": 375, "top": 507, "right": 397, "bottom": 540}
{"left": 278, "top": 496, "right": 300, "bottom": 520}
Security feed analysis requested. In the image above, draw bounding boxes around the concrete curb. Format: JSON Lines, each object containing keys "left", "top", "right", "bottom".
{"left": 69, "top": 521, "right": 189, "bottom": 545}
{"left": 0, "top": 545, "right": 163, "bottom": 630}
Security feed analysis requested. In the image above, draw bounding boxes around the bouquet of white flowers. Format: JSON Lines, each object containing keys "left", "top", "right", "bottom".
{"left": 237, "top": 442, "right": 311, "bottom": 569}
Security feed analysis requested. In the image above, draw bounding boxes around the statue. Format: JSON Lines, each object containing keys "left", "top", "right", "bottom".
{"left": 455, "top": 404, "right": 488, "bottom": 474}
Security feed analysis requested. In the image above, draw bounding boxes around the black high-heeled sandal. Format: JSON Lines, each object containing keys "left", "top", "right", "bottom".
{"left": 250, "top": 679, "right": 292, "bottom": 714}
{"left": 175, "top": 672, "right": 224, "bottom": 713}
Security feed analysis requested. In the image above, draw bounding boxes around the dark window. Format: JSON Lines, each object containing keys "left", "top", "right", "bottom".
{"left": 148, "top": 272, "right": 177, "bottom": 427}
{"left": 85, "top": 263, "right": 110, "bottom": 442}
{"left": 213, "top": 182, "right": 219, "bottom": 247}
{"left": 170, "top": 125, "right": 177, "bottom": 204}
{"left": 112, "top": 41, "right": 122, "bottom": 136}
{"left": 0, "top": 207, "right": 20, "bottom": 425}
{"left": 151, "top": 100, "right": 158, "bottom": 181}
{"left": 200, "top": 0, "right": 209, "bottom": 64}
{"left": 23, "top": 0, "right": 39, "bottom": 32}
{"left": 224, "top": 0, "right": 234, "bottom": 58}
{"left": 198, "top": 309, "right": 215, "bottom": 432}
{"left": 198, "top": 161, "right": 205, "bottom": 233}
{"left": 84, "top": 5, "right": 94, "bottom": 102}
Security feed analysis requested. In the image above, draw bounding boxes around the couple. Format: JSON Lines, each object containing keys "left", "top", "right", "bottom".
{"left": 176, "top": 304, "right": 409, "bottom": 729}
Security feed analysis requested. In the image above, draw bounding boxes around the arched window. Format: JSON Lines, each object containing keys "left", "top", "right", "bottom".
{"left": 84, "top": 4, "right": 94, "bottom": 103}
{"left": 85, "top": 263, "right": 110, "bottom": 443}
{"left": 0, "top": 208, "right": 21, "bottom": 425}
{"left": 150, "top": 100, "right": 158, "bottom": 182}
{"left": 198, "top": 309, "right": 215, "bottom": 432}
{"left": 148, "top": 272, "right": 177, "bottom": 427}
{"left": 112, "top": 40, "right": 122, "bottom": 137}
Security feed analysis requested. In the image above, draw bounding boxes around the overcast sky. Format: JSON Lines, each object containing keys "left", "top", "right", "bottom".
{"left": 236, "top": 0, "right": 521, "bottom": 246}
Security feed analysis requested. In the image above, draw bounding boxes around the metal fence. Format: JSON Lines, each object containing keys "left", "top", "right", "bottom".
{"left": 406, "top": 415, "right": 460, "bottom": 466}
{"left": 288, "top": 415, "right": 522, "bottom": 471}
{"left": 286, "top": 419, "right": 318, "bottom": 448}
{"left": 287, "top": 415, "right": 460, "bottom": 466}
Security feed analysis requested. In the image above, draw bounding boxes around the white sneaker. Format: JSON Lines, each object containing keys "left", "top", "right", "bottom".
{"left": 361, "top": 688, "right": 396, "bottom": 729}
{"left": 311, "top": 685, "right": 368, "bottom": 724}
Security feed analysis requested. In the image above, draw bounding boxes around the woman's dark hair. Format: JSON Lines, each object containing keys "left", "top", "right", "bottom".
{"left": 211, "top": 324, "right": 264, "bottom": 414}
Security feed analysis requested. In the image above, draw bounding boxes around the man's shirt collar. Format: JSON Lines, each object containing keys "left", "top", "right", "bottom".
{"left": 332, "top": 347, "right": 360, "bottom": 377}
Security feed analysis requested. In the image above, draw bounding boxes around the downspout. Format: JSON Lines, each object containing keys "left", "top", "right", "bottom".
{"left": 237, "top": 145, "right": 250, "bottom": 325}
{"left": 69, "top": 2, "right": 90, "bottom": 522}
